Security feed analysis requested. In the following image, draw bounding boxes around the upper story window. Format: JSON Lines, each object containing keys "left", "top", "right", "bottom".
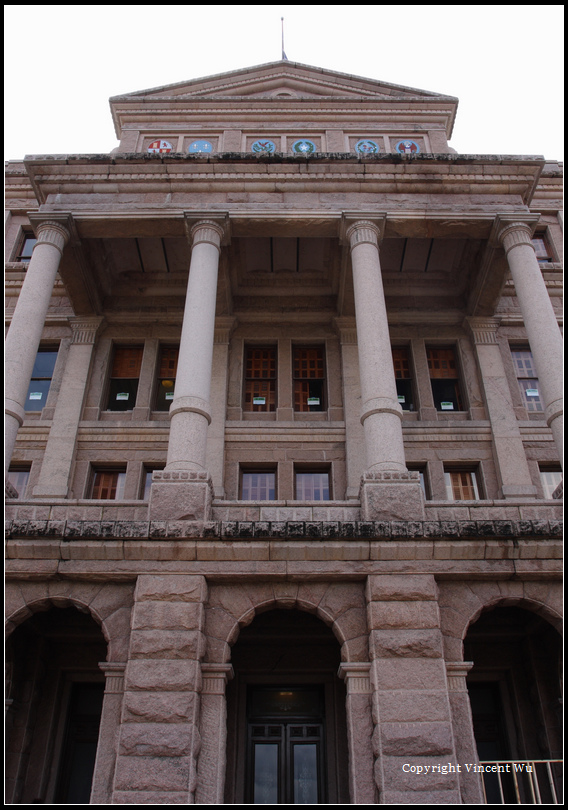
{"left": 240, "top": 468, "right": 277, "bottom": 501}
{"left": 392, "top": 347, "right": 415, "bottom": 411}
{"left": 90, "top": 468, "right": 126, "bottom": 500}
{"left": 106, "top": 346, "right": 143, "bottom": 411}
{"left": 427, "top": 347, "right": 463, "bottom": 412}
{"left": 7, "top": 466, "right": 31, "bottom": 498}
{"left": 25, "top": 348, "right": 58, "bottom": 411}
{"left": 532, "top": 233, "right": 555, "bottom": 265}
{"left": 444, "top": 468, "right": 480, "bottom": 501}
{"left": 539, "top": 467, "right": 562, "bottom": 499}
{"left": 510, "top": 349, "right": 543, "bottom": 413}
{"left": 15, "top": 234, "right": 37, "bottom": 264}
{"left": 295, "top": 468, "right": 331, "bottom": 501}
{"left": 293, "top": 347, "right": 326, "bottom": 411}
{"left": 244, "top": 347, "right": 276, "bottom": 412}
{"left": 155, "top": 346, "right": 178, "bottom": 411}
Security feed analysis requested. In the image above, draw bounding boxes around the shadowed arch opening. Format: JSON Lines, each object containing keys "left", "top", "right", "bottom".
{"left": 464, "top": 605, "right": 562, "bottom": 804}
{"left": 5, "top": 606, "right": 107, "bottom": 805}
{"left": 224, "top": 609, "right": 349, "bottom": 804}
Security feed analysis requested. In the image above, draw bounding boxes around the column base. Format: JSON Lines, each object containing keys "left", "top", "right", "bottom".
{"left": 148, "top": 470, "right": 213, "bottom": 521}
{"left": 359, "top": 471, "right": 425, "bottom": 521}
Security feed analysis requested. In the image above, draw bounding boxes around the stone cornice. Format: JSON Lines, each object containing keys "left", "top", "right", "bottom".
{"left": 23, "top": 155, "right": 544, "bottom": 207}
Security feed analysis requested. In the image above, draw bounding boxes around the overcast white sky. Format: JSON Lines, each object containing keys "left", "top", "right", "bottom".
{"left": 4, "top": 5, "right": 564, "bottom": 162}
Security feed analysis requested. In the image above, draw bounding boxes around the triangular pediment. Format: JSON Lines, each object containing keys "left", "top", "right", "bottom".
{"left": 112, "top": 61, "right": 455, "bottom": 103}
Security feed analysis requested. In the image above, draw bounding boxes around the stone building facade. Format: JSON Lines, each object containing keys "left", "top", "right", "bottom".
{"left": 5, "top": 62, "right": 563, "bottom": 804}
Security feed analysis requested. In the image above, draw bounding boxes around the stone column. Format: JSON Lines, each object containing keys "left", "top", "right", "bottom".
{"left": 343, "top": 218, "right": 424, "bottom": 519}
{"left": 465, "top": 318, "right": 537, "bottom": 499}
{"left": 205, "top": 319, "right": 236, "bottom": 499}
{"left": 5, "top": 219, "right": 71, "bottom": 472}
{"left": 149, "top": 219, "right": 226, "bottom": 521}
{"left": 335, "top": 318, "right": 366, "bottom": 498}
{"left": 112, "top": 575, "right": 206, "bottom": 804}
{"left": 195, "top": 664, "right": 234, "bottom": 804}
{"left": 337, "top": 662, "right": 375, "bottom": 804}
{"left": 445, "top": 661, "right": 485, "bottom": 804}
{"left": 497, "top": 218, "right": 563, "bottom": 465}
{"left": 91, "top": 663, "right": 126, "bottom": 804}
{"left": 33, "top": 317, "right": 104, "bottom": 498}
{"left": 366, "top": 574, "right": 461, "bottom": 804}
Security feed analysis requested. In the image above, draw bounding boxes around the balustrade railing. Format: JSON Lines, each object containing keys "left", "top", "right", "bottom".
{"left": 479, "top": 759, "right": 562, "bottom": 804}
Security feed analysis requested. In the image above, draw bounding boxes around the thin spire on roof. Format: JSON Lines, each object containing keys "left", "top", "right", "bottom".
{"left": 281, "top": 17, "right": 288, "bottom": 61}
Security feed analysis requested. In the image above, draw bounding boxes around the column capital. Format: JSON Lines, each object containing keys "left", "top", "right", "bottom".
{"left": 340, "top": 213, "right": 386, "bottom": 247}
{"left": 200, "top": 663, "right": 234, "bottom": 694}
{"left": 28, "top": 212, "right": 78, "bottom": 251}
{"left": 69, "top": 316, "right": 105, "bottom": 345}
{"left": 184, "top": 213, "right": 230, "bottom": 248}
{"left": 445, "top": 661, "right": 474, "bottom": 691}
{"left": 490, "top": 213, "right": 540, "bottom": 250}
{"left": 463, "top": 316, "right": 500, "bottom": 345}
{"left": 337, "top": 662, "right": 372, "bottom": 694}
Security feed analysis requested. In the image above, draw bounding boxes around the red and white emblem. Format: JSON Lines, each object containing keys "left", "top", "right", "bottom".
{"left": 148, "top": 139, "right": 173, "bottom": 154}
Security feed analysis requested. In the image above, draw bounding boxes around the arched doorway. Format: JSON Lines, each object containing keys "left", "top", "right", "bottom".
{"left": 465, "top": 606, "right": 562, "bottom": 804}
{"left": 224, "top": 609, "right": 349, "bottom": 804}
{"left": 5, "top": 606, "right": 107, "bottom": 804}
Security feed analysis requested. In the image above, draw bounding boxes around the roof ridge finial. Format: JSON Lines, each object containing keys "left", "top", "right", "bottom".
{"left": 281, "top": 17, "right": 288, "bottom": 61}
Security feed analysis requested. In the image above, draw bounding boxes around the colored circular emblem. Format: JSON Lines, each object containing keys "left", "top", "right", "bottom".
{"left": 147, "top": 139, "right": 173, "bottom": 154}
{"left": 396, "top": 139, "right": 420, "bottom": 154}
{"left": 292, "top": 139, "right": 317, "bottom": 155}
{"left": 355, "top": 139, "right": 380, "bottom": 155}
{"left": 188, "top": 140, "right": 213, "bottom": 153}
{"left": 251, "top": 139, "right": 276, "bottom": 154}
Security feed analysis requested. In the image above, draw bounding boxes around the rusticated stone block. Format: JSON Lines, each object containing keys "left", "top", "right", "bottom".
{"left": 113, "top": 791, "right": 190, "bottom": 804}
{"left": 119, "top": 723, "right": 196, "bottom": 757}
{"left": 380, "top": 722, "right": 454, "bottom": 756}
{"left": 370, "top": 629, "right": 443, "bottom": 659}
{"left": 122, "top": 691, "right": 197, "bottom": 724}
{"left": 366, "top": 574, "right": 437, "bottom": 602}
{"left": 376, "top": 690, "right": 451, "bottom": 723}
{"left": 129, "top": 630, "right": 203, "bottom": 660}
{"left": 132, "top": 601, "right": 203, "bottom": 631}
{"left": 135, "top": 575, "right": 206, "bottom": 604}
{"left": 113, "top": 754, "right": 192, "bottom": 792}
{"left": 125, "top": 660, "right": 200, "bottom": 692}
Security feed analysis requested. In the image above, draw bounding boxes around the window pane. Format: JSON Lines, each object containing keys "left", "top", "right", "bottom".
{"left": 91, "top": 471, "right": 126, "bottom": 500}
{"left": 241, "top": 472, "right": 276, "bottom": 500}
{"left": 293, "top": 348, "right": 325, "bottom": 411}
{"left": 511, "top": 349, "right": 543, "bottom": 412}
{"left": 293, "top": 744, "right": 319, "bottom": 804}
{"left": 295, "top": 472, "right": 330, "bottom": 501}
{"left": 445, "top": 471, "right": 479, "bottom": 501}
{"left": 107, "top": 378, "right": 139, "bottom": 411}
{"left": 540, "top": 470, "right": 562, "bottom": 499}
{"left": 25, "top": 349, "right": 58, "bottom": 411}
{"left": 7, "top": 469, "right": 30, "bottom": 498}
{"left": 155, "top": 347, "right": 179, "bottom": 411}
{"left": 244, "top": 348, "right": 276, "bottom": 412}
{"left": 253, "top": 743, "right": 279, "bottom": 804}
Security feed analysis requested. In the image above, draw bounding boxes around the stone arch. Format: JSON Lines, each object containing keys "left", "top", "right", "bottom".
{"left": 5, "top": 580, "right": 135, "bottom": 662}
{"left": 437, "top": 579, "right": 562, "bottom": 663}
{"left": 203, "top": 580, "right": 368, "bottom": 664}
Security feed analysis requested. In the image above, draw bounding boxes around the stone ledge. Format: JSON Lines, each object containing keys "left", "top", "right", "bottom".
{"left": 4, "top": 518, "right": 563, "bottom": 541}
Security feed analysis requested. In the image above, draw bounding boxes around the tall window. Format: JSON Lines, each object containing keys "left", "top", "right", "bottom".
{"left": 295, "top": 468, "right": 330, "bottom": 501}
{"left": 539, "top": 467, "right": 562, "bottom": 499}
{"left": 240, "top": 469, "right": 276, "bottom": 500}
{"left": 244, "top": 347, "right": 276, "bottom": 412}
{"left": 511, "top": 349, "right": 543, "bottom": 412}
{"left": 142, "top": 465, "right": 165, "bottom": 499}
{"left": 445, "top": 469, "right": 480, "bottom": 501}
{"left": 25, "top": 348, "right": 58, "bottom": 411}
{"left": 392, "top": 347, "right": 415, "bottom": 411}
{"left": 106, "top": 346, "right": 143, "bottom": 411}
{"left": 532, "top": 233, "right": 554, "bottom": 265}
{"left": 90, "top": 468, "right": 126, "bottom": 500}
{"left": 155, "top": 346, "right": 178, "bottom": 411}
{"left": 427, "top": 347, "right": 463, "bottom": 411}
{"left": 7, "top": 466, "right": 31, "bottom": 498}
{"left": 15, "top": 233, "right": 37, "bottom": 263}
{"left": 293, "top": 347, "right": 325, "bottom": 411}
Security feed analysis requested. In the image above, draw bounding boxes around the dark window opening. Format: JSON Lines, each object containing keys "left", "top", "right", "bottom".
{"left": 106, "top": 346, "right": 143, "bottom": 411}
{"left": 155, "top": 346, "right": 178, "bottom": 411}
{"left": 427, "top": 347, "right": 463, "bottom": 411}
{"left": 293, "top": 347, "right": 326, "bottom": 412}
{"left": 25, "top": 348, "right": 58, "bottom": 411}
{"left": 244, "top": 347, "right": 277, "bottom": 412}
{"left": 392, "top": 347, "right": 415, "bottom": 411}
